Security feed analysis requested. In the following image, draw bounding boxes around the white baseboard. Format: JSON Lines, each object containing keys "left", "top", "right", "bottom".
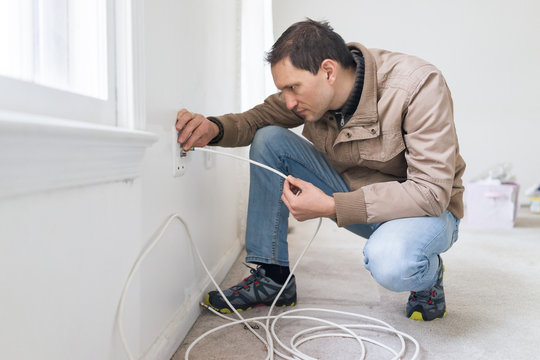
{"left": 141, "top": 239, "right": 244, "bottom": 360}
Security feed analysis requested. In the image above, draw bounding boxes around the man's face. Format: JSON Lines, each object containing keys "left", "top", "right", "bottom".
{"left": 271, "top": 57, "right": 334, "bottom": 122}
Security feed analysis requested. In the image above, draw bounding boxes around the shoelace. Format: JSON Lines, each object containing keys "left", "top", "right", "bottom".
{"left": 228, "top": 264, "right": 263, "bottom": 293}
{"left": 410, "top": 290, "right": 437, "bottom": 305}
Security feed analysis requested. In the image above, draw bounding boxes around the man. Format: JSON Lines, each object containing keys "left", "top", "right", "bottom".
{"left": 176, "top": 19, "right": 465, "bottom": 321}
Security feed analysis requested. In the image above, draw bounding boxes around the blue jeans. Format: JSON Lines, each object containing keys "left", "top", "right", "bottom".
{"left": 245, "top": 126, "right": 460, "bottom": 292}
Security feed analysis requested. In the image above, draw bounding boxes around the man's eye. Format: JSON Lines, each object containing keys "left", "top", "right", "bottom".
{"left": 290, "top": 85, "right": 297, "bottom": 91}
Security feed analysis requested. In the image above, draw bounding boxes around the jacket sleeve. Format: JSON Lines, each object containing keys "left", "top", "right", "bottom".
{"left": 335, "top": 70, "right": 458, "bottom": 225}
{"left": 209, "top": 93, "right": 304, "bottom": 147}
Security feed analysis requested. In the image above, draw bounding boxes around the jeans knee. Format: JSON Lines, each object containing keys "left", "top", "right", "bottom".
{"left": 364, "top": 244, "right": 421, "bottom": 292}
{"left": 367, "top": 262, "right": 409, "bottom": 292}
{"left": 250, "top": 126, "right": 286, "bottom": 161}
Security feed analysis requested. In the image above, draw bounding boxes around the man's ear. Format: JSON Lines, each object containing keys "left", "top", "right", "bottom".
{"left": 320, "top": 59, "right": 337, "bottom": 83}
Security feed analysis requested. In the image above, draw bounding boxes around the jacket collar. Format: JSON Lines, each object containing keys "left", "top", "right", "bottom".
{"left": 332, "top": 43, "right": 379, "bottom": 145}
{"left": 346, "top": 43, "right": 378, "bottom": 126}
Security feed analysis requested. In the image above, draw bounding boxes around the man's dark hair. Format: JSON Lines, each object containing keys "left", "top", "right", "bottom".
{"left": 265, "top": 19, "right": 355, "bottom": 75}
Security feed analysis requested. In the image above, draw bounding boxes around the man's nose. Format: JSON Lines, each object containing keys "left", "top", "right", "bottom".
{"left": 284, "top": 93, "right": 298, "bottom": 111}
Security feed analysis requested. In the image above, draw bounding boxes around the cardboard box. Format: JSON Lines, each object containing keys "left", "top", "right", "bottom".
{"left": 466, "top": 182, "right": 520, "bottom": 229}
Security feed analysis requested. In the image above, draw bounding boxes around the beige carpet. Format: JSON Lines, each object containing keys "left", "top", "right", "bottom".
{"left": 173, "top": 208, "right": 540, "bottom": 359}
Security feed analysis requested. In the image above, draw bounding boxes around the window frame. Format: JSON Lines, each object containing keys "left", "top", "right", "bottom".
{"left": 0, "top": 0, "right": 144, "bottom": 128}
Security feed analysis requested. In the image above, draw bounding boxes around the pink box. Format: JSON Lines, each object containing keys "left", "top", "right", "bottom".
{"left": 465, "top": 182, "right": 520, "bottom": 229}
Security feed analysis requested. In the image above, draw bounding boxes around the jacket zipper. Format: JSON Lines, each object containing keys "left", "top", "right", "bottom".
{"left": 335, "top": 112, "right": 345, "bottom": 128}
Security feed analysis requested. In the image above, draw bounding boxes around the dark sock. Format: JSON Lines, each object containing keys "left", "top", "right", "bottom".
{"left": 256, "top": 263, "right": 291, "bottom": 284}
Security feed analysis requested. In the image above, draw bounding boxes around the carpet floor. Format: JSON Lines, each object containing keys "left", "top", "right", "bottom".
{"left": 173, "top": 208, "right": 540, "bottom": 359}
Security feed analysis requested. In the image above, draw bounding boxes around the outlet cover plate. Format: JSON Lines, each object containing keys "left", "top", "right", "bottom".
{"left": 172, "top": 128, "right": 185, "bottom": 177}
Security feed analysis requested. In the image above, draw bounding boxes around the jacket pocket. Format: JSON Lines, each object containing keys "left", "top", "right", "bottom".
{"left": 355, "top": 131, "right": 405, "bottom": 162}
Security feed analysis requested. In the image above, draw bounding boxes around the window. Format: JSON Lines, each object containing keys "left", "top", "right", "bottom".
{"left": 0, "top": 0, "right": 118, "bottom": 125}
{"left": 240, "top": 0, "right": 275, "bottom": 111}
{"left": 0, "top": 0, "right": 153, "bottom": 199}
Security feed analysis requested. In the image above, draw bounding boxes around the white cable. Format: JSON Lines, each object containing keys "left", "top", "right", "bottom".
{"left": 192, "top": 146, "right": 288, "bottom": 180}
{"left": 116, "top": 146, "right": 420, "bottom": 360}
{"left": 116, "top": 214, "right": 271, "bottom": 360}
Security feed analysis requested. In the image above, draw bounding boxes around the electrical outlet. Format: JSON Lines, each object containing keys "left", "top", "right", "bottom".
{"left": 172, "top": 128, "right": 186, "bottom": 177}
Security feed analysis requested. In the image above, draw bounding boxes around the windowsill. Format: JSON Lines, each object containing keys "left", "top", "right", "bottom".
{"left": 0, "top": 110, "right": 158, "bottom": 199}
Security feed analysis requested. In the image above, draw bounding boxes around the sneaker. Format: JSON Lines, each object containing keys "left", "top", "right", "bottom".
{"left": 406, "top": 256, "right": 446, "bottom": 321}
{"left": 204, "top": 265, "right": 297, "bottom": 314}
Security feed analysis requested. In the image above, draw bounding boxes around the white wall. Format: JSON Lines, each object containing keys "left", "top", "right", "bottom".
{"left": 0, "top": 182, "right": 144, "bottom": 359}
{"left": 138, "top": 0, "right": 248, "bottom": 357}
{"left": 273, "top": 0, "right": 540, "bottom": 200}
{"left": 0, "top": 1, "right": 249, "bottom": 359}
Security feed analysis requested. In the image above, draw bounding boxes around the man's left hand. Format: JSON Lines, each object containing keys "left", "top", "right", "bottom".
{"left": 281, "top": 176, "right": 336, "bottom": 221}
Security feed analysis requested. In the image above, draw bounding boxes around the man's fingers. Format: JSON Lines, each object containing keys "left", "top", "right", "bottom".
{"left": 182, "top": 127, "right": 204, "bottom": 150}
{"left": 176, "top": 109, "right": 194, "bottom": 130}
{"left": 287, "top": 175, "right": 308, "bottom": 188}
{"left": 181, "top": 118, "right": 216, "bottom": 150}
{"left": 282, "top": 179, "right": 300, "bottom": 210}
{"left": 282, "top": 192, "right": 303, "bottom": 221}
{"left": 285, "top": 176, "right": 304, "bottom": 195}
{"left": 178, "top": 115, "right": 202, "bottom": 144}
{"left": 178, "top": 114, "right": 211, "bottom": 148}
{"left": 283, "top": 179, "right": 295, "bottom": 197}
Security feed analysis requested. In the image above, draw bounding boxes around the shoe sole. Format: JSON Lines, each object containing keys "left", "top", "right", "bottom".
{"left": 409, "top": 310, "right": 447, "bottom": 321}
{"left": 204, "top": 293, "right": 296, "bottom": 314}
{"left": 408, "top": 260, "right": 446, "bottom": 321}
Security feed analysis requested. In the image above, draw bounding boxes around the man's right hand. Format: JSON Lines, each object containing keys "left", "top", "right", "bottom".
{"left": 175, "top": 109, "right": 220, "bottom": 151}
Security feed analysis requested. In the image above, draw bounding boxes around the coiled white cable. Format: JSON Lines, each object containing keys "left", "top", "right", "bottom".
{"left": 116, "top": 146, "right": 420, "bottom": 360}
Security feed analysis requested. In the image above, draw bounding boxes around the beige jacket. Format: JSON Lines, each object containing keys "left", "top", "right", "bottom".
{"left": 211, "top": 42, "right": 465, "bottom": 226}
